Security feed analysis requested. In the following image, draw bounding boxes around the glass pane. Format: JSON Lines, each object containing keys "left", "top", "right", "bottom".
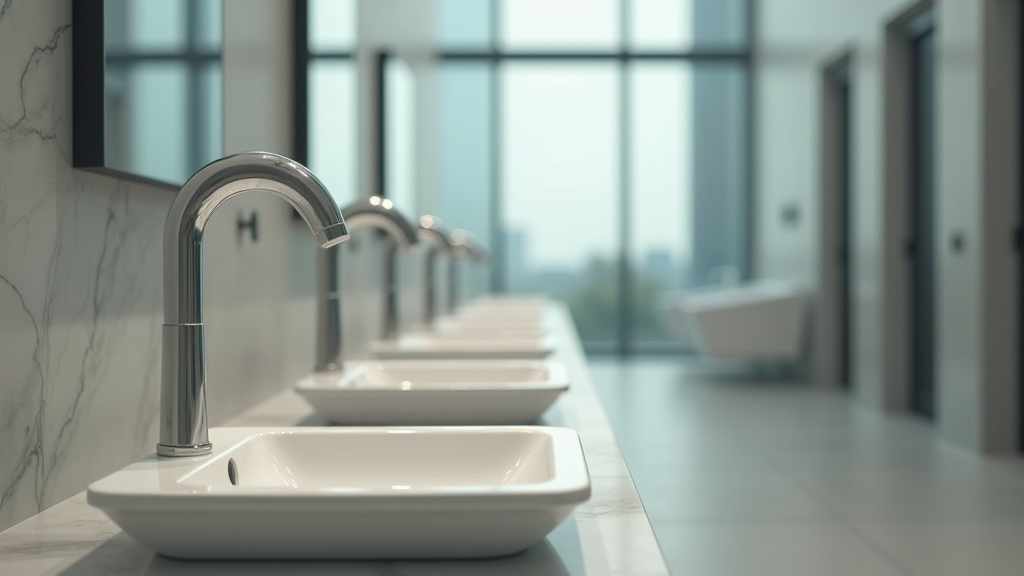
{"left": 309, "top": 0, "right": 356, "bottom": 52}
{"left": 629, "top": 0, "right": 687, "bottom": 50}
{"left": 123, "top": 0, "right": 187, "bottom": 52}
{"left": 385, "top": 57, "right": 417, "bottom": 214}
{"left": 198, "top": 62, "right": 223, "bottom": 171}
{"left": 689, "top": 63, "right": 749, "bottom": 286}
{"left": 308, "top": 60, "right": 357, "bottom": 207}
{"left": 501, "top": 0, "right": 619, "bottom": 50}
{"left": 690, "top": 0, "right": 747, "bottom": 49}
{"left": 195, "top": 0, "right": 224, "bottom": 52}
{"left": 629, "top": 0, "right": 748, "bottom": 51}
{"left": 629, "top": 63, "right": 691, "bottom": 342}
{"left": 109, "top": 63, "right": 189, "bottom": 183}
{"left": 502, "top": 62, "right": 620, "bottom": 344}
{"left": 437, "top": 64, "right": 494, "bottom": 295}
{"left": 438, "top": 0, "right": 493, "bottom": 50}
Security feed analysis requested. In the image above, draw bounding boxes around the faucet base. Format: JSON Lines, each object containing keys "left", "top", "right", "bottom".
{"left": 156, "top": 442, "right": 213, "bottom": 457}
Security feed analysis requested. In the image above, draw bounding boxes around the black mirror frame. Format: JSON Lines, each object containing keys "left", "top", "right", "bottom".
{"left": 71, "top": 0, "right": 223, "bottom": 189}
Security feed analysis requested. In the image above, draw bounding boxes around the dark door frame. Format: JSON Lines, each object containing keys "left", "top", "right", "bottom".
{"left": 906, "top": 8, "right": 936, "bottom": 418}
{"left": 834, "top": 64, "right": 854, "bottom": 390}
{"left": 819, "top": 52, "right": 855, "bottom": 390}
{"left": 1019, "top": 0, "right": 1024, "bottom": 451}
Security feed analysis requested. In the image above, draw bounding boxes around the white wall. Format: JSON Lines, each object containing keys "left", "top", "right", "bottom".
{"left": 755, "top": 0, "right": 1020, "bottom": 451}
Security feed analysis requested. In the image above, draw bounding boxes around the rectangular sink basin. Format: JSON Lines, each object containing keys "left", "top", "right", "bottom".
{"left": 369, "top": 334, "right": 556, "bottom": 360}
{"left": 453, "top": 311, "right": 547, "bottom": 325}
{"left": 435, "top": 314, "right": 550, "bottom": 332}
{"left": 295, "top": 360, "right": 569, "bottom": 424}
{"left": 87, "top": 427, "right": 590, "bottom": 560}
{"left": 433, "top": 325, "right": 549, "bottom": 340}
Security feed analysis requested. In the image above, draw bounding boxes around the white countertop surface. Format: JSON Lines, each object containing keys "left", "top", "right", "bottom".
{"left": 0, "top": 304, "right": 670, "bottom": 575}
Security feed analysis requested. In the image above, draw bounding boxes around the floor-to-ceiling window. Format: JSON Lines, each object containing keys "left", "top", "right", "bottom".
{"left": 437, "top": 0, "right": 752, "bottom": 353}
{"left": 299, "top": 0, "right": 752, "bottom": 354}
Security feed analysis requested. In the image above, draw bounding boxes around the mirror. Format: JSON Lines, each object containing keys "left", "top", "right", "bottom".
{"left": 73, "top": 0, "right": 224, "bottom": 187}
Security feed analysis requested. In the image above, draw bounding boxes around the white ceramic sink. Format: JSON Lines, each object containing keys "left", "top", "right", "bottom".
{"left": 437, "top": 312, "right": 550, "bottom": 331}
{"left": 369, "top": 334, "right": 556, "bottom": 360}
{"left": 432, "top": 325, "right": 549, "bottom": 340}
{"left": 445, "top": 302, "right": 549, "bottom": 329}
{"left": 460, "top": 298, "right": 547, "bottom": 316}
{"left": 295, "top": 360, "right": 569, "bottom": 424}
{"left": 454, "top": 310, "right": 546, "bottom": 324}
{"left": 88, "top": 427, "right": 591, "bottom": 560}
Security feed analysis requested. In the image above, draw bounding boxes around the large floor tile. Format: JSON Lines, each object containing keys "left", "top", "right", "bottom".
{"left": 589, "top": 358, "right": 1024, "bottom": 576}
{"left": 785, "top": 468, "right": 1024, "bottom": 521}
{"left": 653, "top": 521, "right": 906, "bottom": 576}
{"left": 855, "top": 520, "right": 1024, "bottom": 576}
{"left": 636, "top": 471, "right": 836, "bottom": 522}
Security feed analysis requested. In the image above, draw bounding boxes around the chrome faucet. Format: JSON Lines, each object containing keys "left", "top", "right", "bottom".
{"left": 315, "top": 196, "right": 419, "bottom": 372}
{"left": 418, "top": 215, "right": 454, "bottom": 325}
{"left": 159, "top": 152, "right": 348, "bottom": 457}
{"left": 448, "top": 229, "right": 490, "bottom": 312}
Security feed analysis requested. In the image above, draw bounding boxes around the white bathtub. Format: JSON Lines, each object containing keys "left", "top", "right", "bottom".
{"left": 660, "top": 280, "right": 808, "bottom": 361}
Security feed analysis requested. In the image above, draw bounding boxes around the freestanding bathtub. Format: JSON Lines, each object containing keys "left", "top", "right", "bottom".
{"left": 659, "top": 280, "right": 808, "bottom": 361}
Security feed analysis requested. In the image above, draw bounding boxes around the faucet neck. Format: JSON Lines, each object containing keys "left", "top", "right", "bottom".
{"left": 424, "top": 247, "right": 439, "bottom": 324}
{"left": 159, "top": 152, "right": 347, "bottom": 457}
{"left": 383, "top": 242, "right": 401, "bottom": 339}
{"left": 314, "top": 245, "right": 344, "bottom": 372}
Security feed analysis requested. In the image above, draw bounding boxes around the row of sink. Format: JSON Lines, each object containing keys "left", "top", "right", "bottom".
{"left": 86, "top": 154, "right": 591, "bottom": 562}
{"left": 299, "top": 301, "right": 564, "bottom": 425}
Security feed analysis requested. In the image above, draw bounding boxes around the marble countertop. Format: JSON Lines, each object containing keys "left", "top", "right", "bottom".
{"left": 0, "top": 304, "right": 670, "bottom": 576}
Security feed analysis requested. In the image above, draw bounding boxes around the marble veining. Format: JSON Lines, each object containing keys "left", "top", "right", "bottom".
{"left": 0, "top": 0, "right": 340, "bottom": 532}
{"left": 0, "top": 0, "right": 170, "bottom": 525}
{"left": 0, "top": 305, "right": 669, "bottom": 575}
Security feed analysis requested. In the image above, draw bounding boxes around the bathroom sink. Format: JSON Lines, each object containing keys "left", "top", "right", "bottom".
{"left": 456, "top": 309, "right": 546, "bottom": 323}
{"left": 432, "top": 325, "right": 549, "bottom": 340}
{"left": 450, "top": 302, "right": 548, "bottom": 324}
{"left": 438, "top": 318, "right": 551, "bottom": 335}
{"left": 460, "top": 298, "right": 548, "bottom": 315}
{"left": 295, "top": 360, "right": 569, "bottom": 424}
{"left": 369, "top": 334, "right": 557, "bottom": 360}
{"left": 88, "top": 426, "right": 591, "bottom": 560}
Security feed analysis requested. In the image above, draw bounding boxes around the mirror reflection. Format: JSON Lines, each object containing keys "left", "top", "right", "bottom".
{"left": 102, "top": 0, "right": 223, "bottom": 185}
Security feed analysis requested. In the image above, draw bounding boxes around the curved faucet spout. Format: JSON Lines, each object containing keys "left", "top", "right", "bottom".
{"left": 164, "top": 152, "right": 348, "bottom": 324}
{"left": 342, "top": 196, "right": 419, "bottom": 247}
{"left": 418, "top": 215, "right": 454, "bottom": 324}
{"left": 159, "top": 152, "right": 348, "bottom": 457}
{"left": 451, "top": 229, "right": 490, "bottom": 264}
{"left": 315, "top": 196, "right": 420, "bottom": 371}
{"left": 417, "top": 215, "right": 454, "bottom": 255}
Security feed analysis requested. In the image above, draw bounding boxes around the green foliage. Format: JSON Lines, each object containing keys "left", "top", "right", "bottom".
{"left": 563, "top": 257, "right": 671, "bottom": 343}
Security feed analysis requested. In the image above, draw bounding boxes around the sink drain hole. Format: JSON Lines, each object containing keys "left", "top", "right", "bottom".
{"left": 228, "top": 458, "right": 239, "bottom": 486}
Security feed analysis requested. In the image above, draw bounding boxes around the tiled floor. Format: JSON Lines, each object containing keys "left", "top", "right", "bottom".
{"left": 589, "top": 358, "right": 1024, "bottom": 576}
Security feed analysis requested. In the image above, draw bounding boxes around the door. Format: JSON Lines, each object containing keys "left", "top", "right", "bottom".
{"left": 907, "top": 11, "right": 936, "bottom": 418}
